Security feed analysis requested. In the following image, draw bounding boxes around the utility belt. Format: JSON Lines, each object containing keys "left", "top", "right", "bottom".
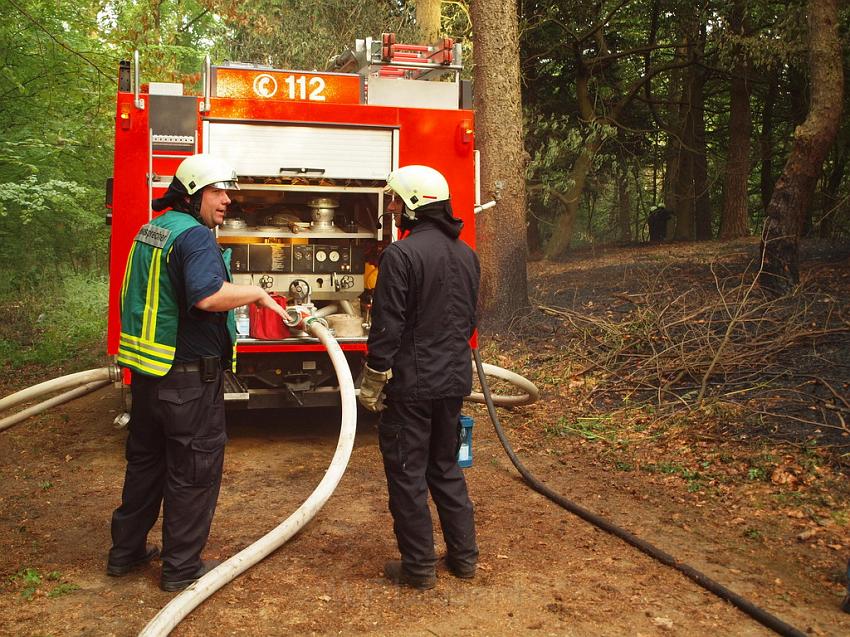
{"left": 170, "top": 356, "right": 221, "bottom": 382}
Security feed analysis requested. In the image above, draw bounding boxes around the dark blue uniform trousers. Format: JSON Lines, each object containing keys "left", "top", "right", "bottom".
{"left": 379, "top": 397, "right": 478, "bottom": 576}
{"left": 108, "top": 367, "right": 226, "bottom": 579}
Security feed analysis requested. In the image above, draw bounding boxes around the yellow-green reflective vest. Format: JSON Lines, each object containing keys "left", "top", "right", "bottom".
{"left": 117, "top": 211, "right": 236, "bottom": 377}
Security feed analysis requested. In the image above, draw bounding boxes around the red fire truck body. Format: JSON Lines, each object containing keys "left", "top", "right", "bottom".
{"left": 107, "top": 38, "right": 477, "bottom": 408}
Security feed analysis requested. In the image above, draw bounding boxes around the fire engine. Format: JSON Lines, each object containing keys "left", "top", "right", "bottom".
{"left": 107, "top": 35, "right": 479, "bottom": 408}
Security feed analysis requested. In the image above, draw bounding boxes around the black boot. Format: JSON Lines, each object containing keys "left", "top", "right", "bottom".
{"left": 446, "top": 556, "right": 477, "bottom": 579}
{"left": 160, "top": 559, "right": 223, "bottom": 592}
{"left": 106, "top": 545, "right": 160, "bottom": 577}
{"left": 841, "top": 592, "right": 850, "bottom": 614}
{"left": 383, "top": 560, "right": 436, "bottom": 590}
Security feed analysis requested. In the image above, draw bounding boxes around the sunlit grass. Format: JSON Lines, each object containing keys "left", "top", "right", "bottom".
{"left": 0, "top": 271, "right": 108, "bottom": 372}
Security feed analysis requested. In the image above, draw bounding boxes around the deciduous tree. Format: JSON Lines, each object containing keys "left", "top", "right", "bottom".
{"left": 759, "top": 0, "right": 843, "bottom": 292}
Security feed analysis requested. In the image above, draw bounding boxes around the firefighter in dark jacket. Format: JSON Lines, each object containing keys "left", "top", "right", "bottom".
{"left": 107, "top": 154, "right": 287, "bottom": 592}
{"left": 359, "top": 165, "right": 480, "bottom": 590}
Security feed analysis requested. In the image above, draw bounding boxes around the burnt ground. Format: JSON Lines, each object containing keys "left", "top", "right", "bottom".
{"left": 2, "top": 239, "right": 850, "bottom": 637}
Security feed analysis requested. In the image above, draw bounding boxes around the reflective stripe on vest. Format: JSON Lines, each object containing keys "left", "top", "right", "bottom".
{"left": 116, "top": 333, "right": 174, "bottom": 376}
{"left": 118, "top": 211, "right": 200, "bottom": 377}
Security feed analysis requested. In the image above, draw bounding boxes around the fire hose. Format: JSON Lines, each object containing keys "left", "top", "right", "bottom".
{"left": 472, "top": 348, "right": 806, "bottom": 637}
{"left": 0, "top": 333, "right": 808, "bottom": 636}
{"left": 0, "top": 367, "right": 119, "bottom": 432}
{"left": 138, "top": 316, "right": 356, "bottom": 637}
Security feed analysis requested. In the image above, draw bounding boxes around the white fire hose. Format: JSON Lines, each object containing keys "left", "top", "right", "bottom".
{"left": 138, "top": 317, "right": 357, "bottom": 637}
{"left": 0, "top": 315, "right": 536, "bottom": 636}
{"left": 0, "top": 366, "right": 119, "bottom": 432}
{"left": 465, "top": 361, "right": 539, "bottom": 407}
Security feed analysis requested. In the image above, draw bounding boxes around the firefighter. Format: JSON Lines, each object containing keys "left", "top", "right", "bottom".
{"left": 647, "top": 204, "right": 673, "bottom": 242}
{"left": 106, "top": 154, "right": 287, "bottom": 592}
{"left": 359, "top": 165, "right": 480, "bottom": 590}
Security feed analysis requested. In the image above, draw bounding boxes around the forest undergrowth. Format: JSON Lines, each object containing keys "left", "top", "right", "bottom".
{"left": 473, "top": 240, "right": 850, "bottom": 582}
{"left": 0, "top": 273, "right": 108, "bottom": 381}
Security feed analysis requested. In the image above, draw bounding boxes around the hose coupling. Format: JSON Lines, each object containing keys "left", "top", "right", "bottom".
{"left": 304, "top": 316, "right": 329, "bottom": 330}
{"left": 284, "top": 304, "right": 326, "bottom": 332}
{"left": 108, "top": 363, "right": 123, "bottom": 383}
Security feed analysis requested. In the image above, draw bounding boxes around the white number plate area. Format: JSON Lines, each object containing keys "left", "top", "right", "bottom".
{"left": 207, "top": 123, "right": 394, "bottom": 180}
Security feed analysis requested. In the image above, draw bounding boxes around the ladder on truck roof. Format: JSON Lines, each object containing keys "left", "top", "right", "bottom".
{"left": 343, "top": 33, "right": 464, "bottom": 82}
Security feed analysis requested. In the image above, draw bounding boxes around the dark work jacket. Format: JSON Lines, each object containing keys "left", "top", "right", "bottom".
{"left": 366, "top": 216, "right": 480, "bottom": 401}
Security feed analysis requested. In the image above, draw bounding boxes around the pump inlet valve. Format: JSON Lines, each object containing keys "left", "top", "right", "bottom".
{"left": 284, "top": 306, "right": 329, "bottom": 333}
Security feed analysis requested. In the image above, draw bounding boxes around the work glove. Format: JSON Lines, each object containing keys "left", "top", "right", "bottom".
{"left": 358, "top": 365, "right": 392, "bottom": 413}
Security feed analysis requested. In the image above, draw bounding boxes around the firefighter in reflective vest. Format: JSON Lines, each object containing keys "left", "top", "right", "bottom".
{"left": 359, "top": 165, "right": 480, "bottom": 590}
{"left": 107, "top": 154, "right": 288, "bottom": 592}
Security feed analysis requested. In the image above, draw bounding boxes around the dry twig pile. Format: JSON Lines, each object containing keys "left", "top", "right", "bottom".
{"left": 538, "top": 262, "right": 850, "bottom": 448}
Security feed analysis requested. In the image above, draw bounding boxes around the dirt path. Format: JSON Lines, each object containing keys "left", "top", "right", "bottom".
{"left": 3, "top": 240, "right": 849, "bottom": 636}
{"left": 1, "top": 386, "right": 848, "bottom": 637}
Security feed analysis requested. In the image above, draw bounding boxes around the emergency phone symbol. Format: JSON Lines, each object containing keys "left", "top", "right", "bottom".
{"left": 253, "top": 74, "right": 278, "bottom": 98}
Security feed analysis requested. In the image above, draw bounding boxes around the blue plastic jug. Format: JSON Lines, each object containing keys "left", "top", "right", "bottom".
{"left": 458, "top": 415, "right": 474, "bottom": 468}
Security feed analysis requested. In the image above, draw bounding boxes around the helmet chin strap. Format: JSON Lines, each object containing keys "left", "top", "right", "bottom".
{"left": 399, "top": 204, "right": 419, "bottom": 231}
{"left": 189, "top": 191, "right": 204, "bottom": 223}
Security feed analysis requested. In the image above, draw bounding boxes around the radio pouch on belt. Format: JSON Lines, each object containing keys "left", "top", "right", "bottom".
{"left": 201, "top": 356, "right": 218, "bottom": 382}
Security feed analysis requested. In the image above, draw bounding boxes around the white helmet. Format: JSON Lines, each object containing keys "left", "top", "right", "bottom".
{"left": 386, "top": 165, "right": 449, "bottom": 213}
{"left": 176, "top": 154, "right": 239, "bottom": 195}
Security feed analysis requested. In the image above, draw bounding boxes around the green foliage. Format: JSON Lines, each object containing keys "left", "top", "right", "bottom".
{"left": 0, "top": 272, "right": 108, "bottom": 370}
{"left": 47, "top": 582, "right": 80, "bottom": 598}
{"left": 8, "top": 567, "right": 78, "bottom": 600}
{"left": 748, "top": 466, "right": 767, "bottom": 481}
{"left": 0, "top": 177, "right": 108, "bottom": 293}
{"left": 10, "top": 567, "right": 42, "bottom": 600}
{"left": 520, "top": 0, "right": 850, "bottom": 249}
{"left": 219, "top": 1, "right": 417, "bottom": 70}
{"left": 545, "top": 415, "right": 617, "bottom": 443}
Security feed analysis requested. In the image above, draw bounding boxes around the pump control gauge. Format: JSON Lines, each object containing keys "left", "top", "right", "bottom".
{"left": 328, "top": 250, "right": 340, "bottom": 263}
{"left": 315, "top": 249, "right": 327, "bottom": 263}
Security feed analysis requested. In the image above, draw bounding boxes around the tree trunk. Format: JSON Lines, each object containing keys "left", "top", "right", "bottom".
{"left": 416, "top": 0, "right": 442, "bottom": 43}
{"left": 617, "top": 159, "right": 631, "bottom": 242}
{"left": 720, "top": 0, "right": 751, "bottom": 239}
{"left": 672, "top": 63, "right": 696, "bottom": 240}
{"left": 526, "top": 207, "right": 542, "bottom": 258}
{"left": 674, "top": 142, "right": 695, "bottom": 240}
{"left": 759, "top": 0, "right": 843, "bottom": 292}
{"left": 693, "top": 58, "right": 711, "bottom": 240}
{"left": 672, "top": 22, "right": 707, "bottom": 241}
{"left": 544, "top": 140, "right": 599, "bottom": 258}
{"left": 663, "top": 51, "right": 686, "bottom": 236}
{"left": 470, "top": 0, "right": 529, "bottom": 328}
{"left": 759, "top": 74, "right": 778, "bottom": 212}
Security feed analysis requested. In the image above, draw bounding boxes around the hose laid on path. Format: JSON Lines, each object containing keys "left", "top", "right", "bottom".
{"left": 138, "top": 320, "right": 357, "bottom": 637}
{"left": 0, "top": 367, "right": 115, "bottom": 414}
{"left": 0, "top": 380, "right": 111, "bottom": 432}
{"left": 0, "top": 366, "right": 118, "bottom": 433}
{"left": 472, "top": 348, "right": 806, "bottom": 637}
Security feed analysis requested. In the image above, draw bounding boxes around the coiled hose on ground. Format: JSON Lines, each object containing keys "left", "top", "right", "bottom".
{"left": 472, "top": 348, "right": 806, "bottom": 637}
{"left": 465, "top": 360, "right": 539, "bottom": 407}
